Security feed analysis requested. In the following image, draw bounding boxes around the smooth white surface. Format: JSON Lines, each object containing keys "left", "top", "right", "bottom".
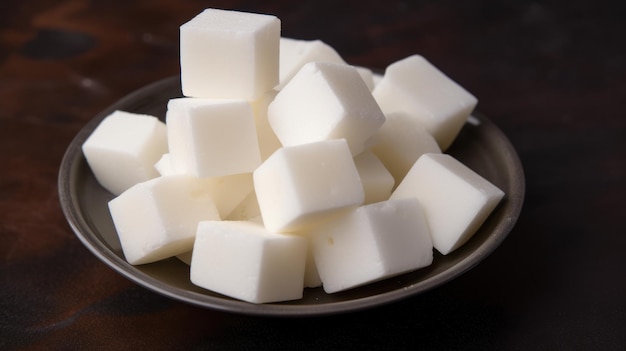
{"left": 82, "top": 110, "right": 167, "bottom": 195}
{"left": 353, "top": 151, "right": 395, "bottom": 204}
{"left": 371, "top": 111, "right": 441, "bottom": 185}
{"left": 372, "top": 55, "right": 477, "bottom": 150}
{"left": 107, "top": 175, "right": 220, "bottom": 265}
{"left": 310, "top": 198, "right": 433, "bottom": 294}
{"left": 253, "top": 139, "right": 364, "bottom": 233}
{"left": 166, "top": 98, "right": 261, "bottom": 177}
{"left": 179, "top": 8, "right": 280, "bottom": 100}
{"left": 390, "top": 153, "right": 505, "bottom": 255}
{"left": 250, "top": 90, "right": 282, "bottom": 161}
{"left": 304, "top": 240, "right": 322, "bottom": 288}
{"left": 203, "top": 173, "right": 254, "bottom": 219}
{"left": 354, "top": 66, "right": 376, "bottom": 91}
{"left": 153, "top": 153, "right": 253, "bottom": 218}
{"left": 190, "top": 220, "right": 307, "bottom": 304}
{"left": 227, "top": 191, "right": 262, "bottom": 221}
{"left": 154, "top": 153, "right": 178, "bottom": 176}
{"left": 268, "top": 61, "right": 385, "bottom": 156}
{"left": 277, "top": 37, "right": 346, "bottom": 90}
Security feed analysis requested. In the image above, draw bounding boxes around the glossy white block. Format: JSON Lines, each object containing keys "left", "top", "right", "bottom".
{"left": 180, "top": 8, "right": 280, "bottom": 100}
{"left": 390, "top": 153, "right": 504, "bottom": 255}
{"left": 353, "top": 151, "right": 395, "bottom": 204}
{"left": 190, "top": 220, "right": 307, "bottom": 304}
{"left": 373, "top": 55, "right": 477, "bottom": 150}
{"left": 277, "top": 37, "right": 345, "bottom": 90}
{"left": 108, "top": 175, "right": 220, "bottom": 265}
{"left": 82, "top": 110, "right": 167, "bottom": 196}
{"left": 268, "top": 62, "right": 385, "bottom": 156}
{"left": 371, "top": 112, "right": 441, "bottom": 184}
{"left": 310, "top": 198, "right": 433, "bottom": 294}
{"left": 253, "top": 139, "right": 364, "bottom": 233}
{"left": 166, "top": 98, "right": 261, "bottom": 177}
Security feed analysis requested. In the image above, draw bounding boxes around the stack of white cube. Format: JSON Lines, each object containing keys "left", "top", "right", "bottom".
{"left": 81, "top": 8, "right": 504, "bottom": 304}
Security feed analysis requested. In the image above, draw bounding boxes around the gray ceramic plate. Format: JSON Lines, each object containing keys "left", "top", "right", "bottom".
{"left": 58, "top": 76, "right": 525, "bottom": 317}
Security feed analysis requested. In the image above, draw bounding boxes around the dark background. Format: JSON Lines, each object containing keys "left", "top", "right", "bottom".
{"left": 1, "top": 0, "right": 624, "bottom": 349}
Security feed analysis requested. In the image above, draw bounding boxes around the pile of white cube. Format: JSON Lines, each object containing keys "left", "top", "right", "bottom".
{"left": 81, "top": 8, "right": 504, "bottom": 303}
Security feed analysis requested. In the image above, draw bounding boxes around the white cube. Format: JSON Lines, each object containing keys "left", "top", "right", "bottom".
{"left": 304, "top": 240, "right": 322, "bottom": 288}
{"left": 372, "top": 72, "right": 383, "bottom": 86}
{"left": 372, "top": 55, "right": 478, "bottom": 150}
{"left": 204, "top": 173, "right": 254, "bottom": 219}
{"left": 353, "top": 151, "right": 395, "bottom": 204}
{"left": 390, "top": 153, "right": 505, "bottom": 255}
{"left": 277, "top": 37, "right": 346, "bottom": 90}
{"left": 371, "top": 112, "right": 441, "bottom": 184}
{"left": 355, "top": 66, "right": 376, "bottom": 91}
{"left": 250, "top": 90, "right": 282, "bottom": 161}
{"left": 227, "top": 191, "right": 262, "bottom": 221}
{"left": 310, "top": 198, "right": 433, "bottom": 294}
{"left": 154, "top": 153, "right": 176, "bottom": 176}
{"left": 268, "top": 61, "right": 386, "bottom": 156}
{"left": 253, "top": 139, "right": 364, "bottom": 233}
{"left": 82, "top": 110, "right": 167, "bottom": 195}
{"left": 108, "top": 175, "right": 220, "bottom": 265}
{"left": 154, "top": 154, "right": 254, "bottom": 218}
{"left": 190, "top": 220, "right": 308, "bottom": 304}
{"left": 180, "top": 8, "right": 280, "bottom": 100}
{"left": 166, "top": 98, "right": 261, "bottom": 177}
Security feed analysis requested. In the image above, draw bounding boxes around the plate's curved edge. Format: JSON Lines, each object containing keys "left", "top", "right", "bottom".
{"left": 58, "top": 76, "right": 525, "bottom": 317}
{"left": 448, "top": 112, "right": 525, "bottom": 272}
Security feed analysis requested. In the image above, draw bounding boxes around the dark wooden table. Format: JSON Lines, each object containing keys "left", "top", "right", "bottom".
{"left": 2, "top": 1, "right": 624, "bottom": 349}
